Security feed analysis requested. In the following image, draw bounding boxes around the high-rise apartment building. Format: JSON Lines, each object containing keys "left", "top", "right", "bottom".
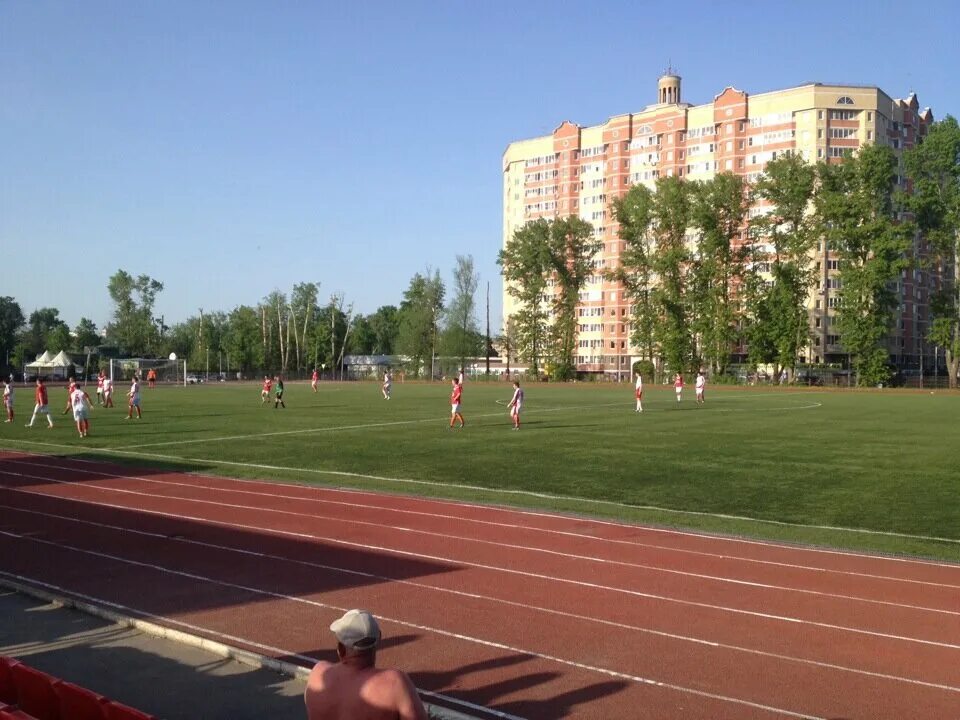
{"left": 502, "top": 73, "right": 935, "bottom": 375}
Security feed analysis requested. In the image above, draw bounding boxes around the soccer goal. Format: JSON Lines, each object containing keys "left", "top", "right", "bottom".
{"left": 110, "top": 358, "right": 185, "bottom": 384}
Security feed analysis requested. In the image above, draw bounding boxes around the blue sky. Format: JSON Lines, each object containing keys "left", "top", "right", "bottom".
{"left": 2, "top": 1, "right": 958, "bottom": 332}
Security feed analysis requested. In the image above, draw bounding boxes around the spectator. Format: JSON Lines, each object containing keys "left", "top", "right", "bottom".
{"left": 305, "top": 609, "right": 427, "bottom": 720}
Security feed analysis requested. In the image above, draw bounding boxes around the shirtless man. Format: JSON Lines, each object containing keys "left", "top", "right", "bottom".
{"left": 305, "top": 609, "right": 427, "bottom": 720}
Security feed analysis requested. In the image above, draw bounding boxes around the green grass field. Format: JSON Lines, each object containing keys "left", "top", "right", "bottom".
{"left": 2, "top": 380, "right": 959, "bottom": 562}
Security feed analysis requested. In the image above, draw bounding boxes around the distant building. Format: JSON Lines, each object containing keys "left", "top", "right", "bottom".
{"left": 503, "top": 72, "right": 936, "bottom": 374}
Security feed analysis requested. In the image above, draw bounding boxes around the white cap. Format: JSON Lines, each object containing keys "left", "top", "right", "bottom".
{"left": 330, "top": 609, "right": 381, "bottom": 650}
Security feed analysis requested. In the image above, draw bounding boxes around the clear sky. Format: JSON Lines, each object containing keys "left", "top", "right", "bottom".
{"left": 2, "top": 1, "right": 958, "bottom": 332}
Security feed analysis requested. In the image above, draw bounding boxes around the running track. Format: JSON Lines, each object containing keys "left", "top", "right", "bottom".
{"left": 0, "top": 451, "right": 958, "bottom": 719}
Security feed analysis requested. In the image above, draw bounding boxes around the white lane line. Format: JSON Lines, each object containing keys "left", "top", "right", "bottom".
{"left": 117, "top": 401, "right": 632, "bottom": 450}
{"left": 4, "top": 463, "right": 958, "bottom": 612}
{"left": 8, "top": 440, "right": 957, "bottom": 549}
{"left": 0, "top": 529, "right": 827, "bottom": 720}
{"left": 2, "top": 475, "right": 958, "bottom": 651}
{"left": 112, "top": 395, "right": 823, "bottom": 450}
{"left": 12, "top": 456, "right": 959, "bottom": 590}
{"left": 0, "top": 570, "right": 520, "bottom": 720}
{"left": 4, "top": 502, "right": 958, "bottom": 697}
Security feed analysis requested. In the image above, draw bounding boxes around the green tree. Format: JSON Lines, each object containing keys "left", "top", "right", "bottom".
{"left": 499, "top": 221, "right": 552, "bottom": 376}
{"left": 545, "top": 216, "right": 601, "bottom": 380}
{"left": 289, "top": 282, "right": 320, "bottom": 372}
{"left": 903, "top": 116, "right": 960, "bottom": 387}
{"left": 396, "top": 270, "right": 444, "bottom": 378}
{"left": 223, "top": 305, "right": 264, "bottom": 375}
{"left": 649, "top": 176, "right": 694, "bottom": 374}
{"left": 107, "top": 270, "right": 164, "bottom": 356}
{"left": 817, "top": 144, "right": 914, "bottom": 386}
{"left": 73, "top": 318, "right": 100, "bottom": 351}
{"left": 0, "top": 297, "right": 25, "bottom": 368}
{"left": 442, "top": 255, "right": 481, "bottom": 375}
{"left": 23, "top": 308, "right": 69, "bottom": 356}
{"left": 349, "top": 315, "right": 376, "bottom": 355}
{"left": 690, "top": 173, "right": 749, "bottom": 375}
{"left": 744, "top": 153, "right": 818, "bottom": 378}
{"left": 368, "top": 305, "right": 400, "bottom": 355}
{"left": 611, "top": 184, "right": 658, "bottom": 371}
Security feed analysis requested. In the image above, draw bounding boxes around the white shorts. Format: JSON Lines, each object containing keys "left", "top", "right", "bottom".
{"left": 451, "top": 403, "right": 460, "bottom": 414}
{"left": 73, "top": 408, "right": 88, "bottom": 422}
{"left": 675, "top": 387, "right": 682, "bottom": 394}
{"left": 510, "top": 404, "right": 521, "bottom": 416}
{"left": 33, "top": 404, "right": 50, "bottom": 415}
{"left": 130, "top": 395, "right": 140, "bottom": 406}
{"left": 696, "top": 388, "right": 704, "bottom": 396}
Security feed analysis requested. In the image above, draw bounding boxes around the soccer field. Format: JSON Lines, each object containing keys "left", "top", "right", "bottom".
{"left": 2, "top": 380, "right": 958, "bottom": 561}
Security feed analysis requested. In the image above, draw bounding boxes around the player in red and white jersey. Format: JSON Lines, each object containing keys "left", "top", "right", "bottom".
{"left": 382, "top": 371, "right": 392, "bottom": 400}
{"left": 26, "top": 377, "right": 54, "bottom": 428}
{"left": 507, "top": 381, "right": 523, "bottom": 430}
{"left": 70, "top": 385, "right": 93, "bottom": 437}
{"left": 125, "top": 375, "right": 142, "bottom": 419}
{"left": 674, "top": 373, "right": 684, "bottom": 404}
{"left": 311, "top": 368, "right": 319, "bottom": 393}
{"left": 62, "top": 378, "right": 78, "bottom": 415}
{"left": 96, "top": 371, "right": 105, "bottom": 405}
{"left": 2, "top": 380, "right": 13, "bottom": 423}
{"left": 261, "top": 376, "right": 272, "bottom": 404}
{"left": 103, "top": 375, "right": 114, "bottom": 408}
{"left": 695, "top": 371, "right": 706, "bottom": 405}
{"left": 634, "top": 372, "right": 644, "bottom": 413}
{"left": 449, "top": 377, "right": 464, "bottom": 429}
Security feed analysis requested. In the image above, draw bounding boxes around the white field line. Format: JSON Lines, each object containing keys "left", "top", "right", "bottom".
{"left": 11, "top": 456, "right": 959, "bottom": 589}
{"left": 2, "top": 443, "right": 960, "bottom": 549}
{"left": 1, "top": 472, "right": 958, "bottom": 651}
{"left": 0, "top": 529, "right": 828, "bottom": 720}
{"left": 0, "top": 570, "right": 520, "bottom": 720}
{"left": 7, "top": 460, "right": 960, "bottom": 592}
{"left": 3, "top": 441, "right": 960, "bottom": 551}
{"left": 117, "top": 397, "right": 822, "bottom": 450}
{"left": 5, "top": 502, "right": 957, "bottom": 697}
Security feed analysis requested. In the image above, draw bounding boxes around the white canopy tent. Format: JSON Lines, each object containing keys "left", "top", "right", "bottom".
{"left": 24, "top": 350, "right": 76, "bottom": 380}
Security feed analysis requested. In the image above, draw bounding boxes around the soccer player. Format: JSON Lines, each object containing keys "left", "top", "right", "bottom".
{"left": 125, "top": 374, "right": 142, "bottom": 419}
{"left": 103, "top": 375, "right": 114, "bottom": 408}
{"left": 70, "top": 384, "right": 93, "bottom": 437}
{"left": 26, "top": 378, "right": 54, "bottom": 428}
{"left": 634, "top": 372, "right": 644, "bottom": 413}
{"left": 674, "top": 372, "right": 684, "bottom": 404}
{"left": 274, "top": 375, "right": 286, "bottom": 409}
{"left": 507, "top": 381, "right": 523, "bottom": 430}
{"left": 311, "top": 368, "right": 319, "bottom": 393}
{"left": 382, "top": 371, "right": 392, "bottom": 400}
{"left": 695, "top": 370, "right": 706, "bottom": 405}
{"left": 261, "top": 375, "right": 272, "bottom": 404}
{"left": 96, "top": 371, "right": 105, "bottom": 406}
{"left": 62, "top": 378, "right": 77, "bottom": 415}
{"left": 2, "top": 379, "right": 13, "bottom": 423}
{"left": 449, "top": 377, "right": 464, "bottom": 429}
{"left": 147, "top": 367, "right": 157, "bottom": 389}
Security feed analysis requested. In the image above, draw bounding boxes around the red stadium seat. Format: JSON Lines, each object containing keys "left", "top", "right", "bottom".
{"left": 0, "top": 658, "right": 19, "bottom": 703}
{"left": 105, "top": 702, "right": 155, "bottom": 720}
{"left": 9, "top": 663, "right": 59, "bottom": 720}
{"left": 55, "top": 682, "right": 109, "bottom": 720}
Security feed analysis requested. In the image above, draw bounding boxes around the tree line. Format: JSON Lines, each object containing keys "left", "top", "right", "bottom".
{"left": 0, "top": 255, "right": 487, "bottom": 379}
{"left": 499, "top": 117, "right": 960, "bottom": 387}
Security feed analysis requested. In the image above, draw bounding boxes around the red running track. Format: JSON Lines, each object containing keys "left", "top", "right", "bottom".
{"left": 0, "top": 450, "right": 958, "bottom": 719}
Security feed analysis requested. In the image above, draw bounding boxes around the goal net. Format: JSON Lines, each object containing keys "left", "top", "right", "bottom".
{"left": 110, "top": 358, "right": 183, "bottom": 384}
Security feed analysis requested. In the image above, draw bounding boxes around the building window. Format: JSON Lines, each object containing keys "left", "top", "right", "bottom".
{"left": 818, "top": 110, "right": 823, "bottom": 120}
{"left": 837, "top": 96, "right": 855, "bottom": 105}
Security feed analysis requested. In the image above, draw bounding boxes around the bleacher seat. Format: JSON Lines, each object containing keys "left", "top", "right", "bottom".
{"left": 105, "top": 702, "right": 155, "bottom": 720}
{"left": 0, "top": 658, "right": 19, "bottom": 703}
{"left": 8, "top": 664, "right": 59, "bottom": 720}
{"left": 55, "top": 682, "right": 108, "bottom": 720}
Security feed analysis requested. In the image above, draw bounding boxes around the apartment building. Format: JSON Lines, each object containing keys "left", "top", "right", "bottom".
{"left": 502, "top": 73, "right": 935, "bottom": 374}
